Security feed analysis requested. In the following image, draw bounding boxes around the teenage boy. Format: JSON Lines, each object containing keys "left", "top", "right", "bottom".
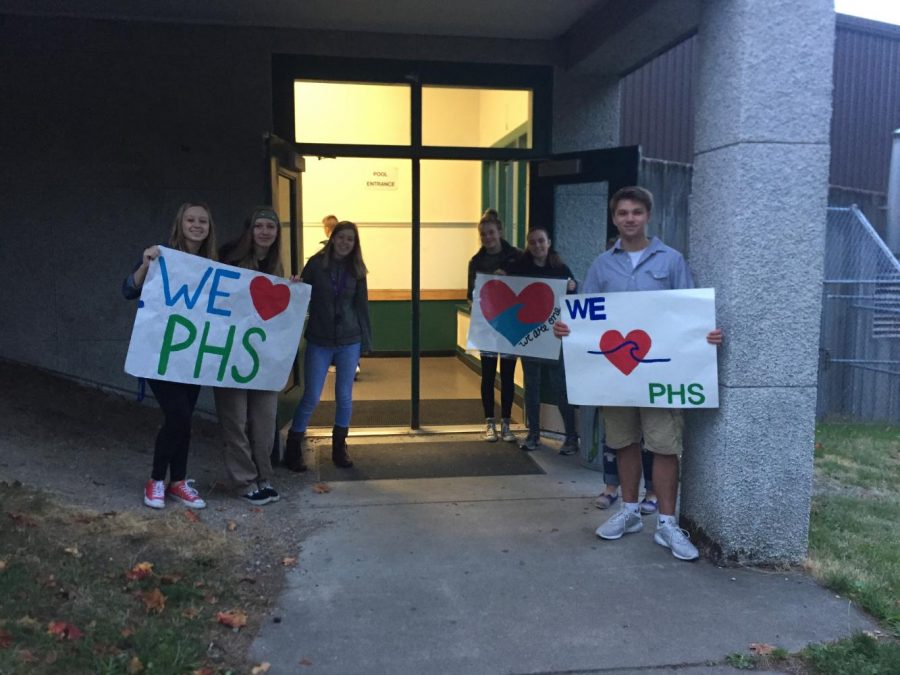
{"left": 554, "top": 186, "right": 723, "bottom": 561}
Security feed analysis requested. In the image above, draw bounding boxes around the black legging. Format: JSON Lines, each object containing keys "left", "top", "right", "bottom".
{"left": 480, "top": 354, "right": 516, "bottom": 419}
{"left": 146, "top": 379, "right": 201, "bottom": 482}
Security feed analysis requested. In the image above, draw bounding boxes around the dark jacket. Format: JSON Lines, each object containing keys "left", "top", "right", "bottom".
{"left": 505, "top": 256, "right": 578, "bottom": 293}
{"left": 301, "top": 252, "right": 372, "bottom": 352}
{"left": 466, "top": 240, "right": 520, "bottom": 301}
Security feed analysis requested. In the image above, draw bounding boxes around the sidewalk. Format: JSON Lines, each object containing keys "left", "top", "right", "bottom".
{"left": 251, "top": 436, "right": 874, "bottom": 674}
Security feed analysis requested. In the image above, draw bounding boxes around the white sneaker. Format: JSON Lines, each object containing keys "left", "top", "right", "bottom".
{"left": 654, "top": 523, "right": 699, "bottom": 560}
{"left": 499, "top": 419, "right": 516, "bottom": 442}
{"left": 596, "top": 508, "right": 643, "bottom": 540}
{"left": 483, "top": 419, "right": 498, "bottom": 442}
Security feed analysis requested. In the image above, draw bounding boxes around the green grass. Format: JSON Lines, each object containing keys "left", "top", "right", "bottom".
{"left": 809, "top": 423, "right": 900, "bottom": 634}
{"left": 802, "top": 633, "right": 900, "bottom": 675}
{"left": 0, "top": 482, "right": 250, "bottom": 674}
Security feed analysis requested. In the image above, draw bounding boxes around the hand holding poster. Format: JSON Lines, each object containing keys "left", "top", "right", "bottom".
{"left": 466, "top": 273, "right": 568, "bottom": 359}
{"left": 125, "top": 246, "right": 310, "bottom": 391}
{"left": 561, "top": 288, "right": 719, "bottom": 408}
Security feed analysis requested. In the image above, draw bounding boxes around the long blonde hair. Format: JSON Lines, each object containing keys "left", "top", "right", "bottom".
{"left": 168, "top": 202, "right": 218, "bottom": 260}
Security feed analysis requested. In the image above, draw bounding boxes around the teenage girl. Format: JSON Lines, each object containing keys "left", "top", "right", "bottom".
{"left": 467, "top": 209, "right": 521, "bottom": 442}
{"left": 122, "top": 202, "right": 218, "bottom": 510}
{"left": 214, "top": 206, "right": 284, "bottom": 505}
{"left": 284, "top": 221, "right": 372, "bottom": 470}
{"left": 505, "top": 226, "right": 580, "bottom": 454}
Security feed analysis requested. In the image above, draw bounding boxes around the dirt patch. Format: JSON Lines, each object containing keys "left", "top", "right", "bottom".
{"left": 0, "top": 359, "right": 327, "bottom": 670}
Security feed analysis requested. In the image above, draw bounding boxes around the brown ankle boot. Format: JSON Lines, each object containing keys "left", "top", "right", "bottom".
{"left": 283, "top": 430, "right": 308, "bottom": 472}
{"left": 331, "top": 425, "right": 353, "bottom": 468}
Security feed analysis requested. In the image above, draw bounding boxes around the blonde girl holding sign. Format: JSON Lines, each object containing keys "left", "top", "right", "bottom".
{"left": 122, "top": 202, "right": 218, "bottom": 510}
{"left": 213, "top": 207, "right": 284, "bottom": 505}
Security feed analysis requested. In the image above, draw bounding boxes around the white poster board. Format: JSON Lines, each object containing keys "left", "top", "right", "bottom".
{"left": 125, "top": 246, "right": 310, "bottom": 391}
{"left": 561, "top": 288, "right": 719, "bottom": 408}
{"left": 466, "top": 273, "right": 568, "bottom": 359}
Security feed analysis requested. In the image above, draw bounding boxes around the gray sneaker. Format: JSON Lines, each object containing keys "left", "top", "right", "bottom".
{"left": 596, "top": 508, "right": 643, "bottom": 540}
{"left": 654, "top": 523, "right": 699, "bottom": 560}
{"left": 519, "top": 434, "right": 539, "bottom": 451}
{"left": 500, "top": 418, "right": 516, "bottom": 442}
{"left": 558, "top": 437, "right": 579, "bottom": 455}
{"left": 483, "top": 419, "right": 499, "bottom": 442}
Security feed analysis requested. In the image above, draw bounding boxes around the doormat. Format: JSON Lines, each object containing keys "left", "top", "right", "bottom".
{"left": 308, "top": 398, "right": 498, "bottom": 427}
{"left": 315, "top": 439, "right": 544, "bottom": 482}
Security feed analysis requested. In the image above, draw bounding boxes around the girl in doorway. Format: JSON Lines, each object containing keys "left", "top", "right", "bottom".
{"left": 122, "top": 202, "right": 218, "bottom": 510}
{"left": 505, "top": 226, "right": 580, "bottom": 454}
{"left": 467, "top": 209, "right": 521, "bottom": 442}
{"left": 213, "top": 206, "right": 284, "bottom": 505}
{"left": 284, "top": 221, "right": 372, "bottom": 470}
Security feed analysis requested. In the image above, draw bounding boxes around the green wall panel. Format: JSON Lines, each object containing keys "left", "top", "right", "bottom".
{"left": 370, "top": 300, "right": 461, "bottom": 353}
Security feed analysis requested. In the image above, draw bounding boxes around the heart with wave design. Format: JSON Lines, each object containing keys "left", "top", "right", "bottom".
{"left": 479, "top": 280, "right": 554, "bottom": 346}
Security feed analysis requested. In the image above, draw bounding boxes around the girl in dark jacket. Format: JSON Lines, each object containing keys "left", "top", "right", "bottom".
{"left": 505, "top": 226, "right": 579, "bottom": 454}
{"left": 467, "top": 209, "right": 521, "bottom": 442}
{"left": 122, "top": 202, "right": 218, "bottom": 510}
{"left": 284, "top": 221, "right": 372, "bottom": 469}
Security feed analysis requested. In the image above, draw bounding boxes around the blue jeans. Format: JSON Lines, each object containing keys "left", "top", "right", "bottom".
{"left": 522, "top": 356, "right": 576, "bottom": 441}
{"left": 291, "top": 341, "right": 361, "bottom": 432}
{"left": 603, "top": 444, "right": 654, "bottom": 492}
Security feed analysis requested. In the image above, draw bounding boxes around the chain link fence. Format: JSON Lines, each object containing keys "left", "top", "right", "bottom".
{"left": 818, "top": 206, "right": 900, "bottom": 421}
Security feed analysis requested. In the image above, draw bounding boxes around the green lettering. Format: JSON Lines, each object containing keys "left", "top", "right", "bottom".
{"left": 158, "top": 314, "right": 197, "bottom": 376}
{"left": 648, "top": 383, "right": 666, "bottom": 403}
{"left": 231, "top": 328, "right": 266, "bottom": 384}
{"left": 688, "top": 383, "right": 706, "bottom": 405}
{"left": 667, "top": 383, "right": 686, "bottom": 405}
{"left": 194, "top": 322, "right": 236, "bottom": 381}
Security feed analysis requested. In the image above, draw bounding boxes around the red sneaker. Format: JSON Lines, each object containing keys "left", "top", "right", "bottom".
{"left": 166, "top": 479, "right": 206, "bottom": 509}
{"left": 144, "top": 479, "right": 166, "bottom": 509}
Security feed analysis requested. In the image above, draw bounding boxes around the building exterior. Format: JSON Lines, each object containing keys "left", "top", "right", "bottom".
{"left": 0, "top": 0, "right": 837, "bottom": 563}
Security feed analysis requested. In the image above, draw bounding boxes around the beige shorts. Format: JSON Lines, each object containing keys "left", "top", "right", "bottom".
{"left": 602, "top": 406, "right": 684, "bottom": 457}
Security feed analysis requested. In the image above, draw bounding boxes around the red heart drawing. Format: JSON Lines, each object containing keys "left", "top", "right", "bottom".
{"left": 599, "top": 330, "right": 651, "bottom": 376}
{"left": 249, "top": 276, "right": 290, "bottom": 321}
{"left": 480, "top": 280, "right": 554, "bottom": 323}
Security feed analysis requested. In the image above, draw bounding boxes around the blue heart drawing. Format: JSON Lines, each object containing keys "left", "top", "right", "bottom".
{"left": 487, "top": 304, "right": 543, "bottom": 346}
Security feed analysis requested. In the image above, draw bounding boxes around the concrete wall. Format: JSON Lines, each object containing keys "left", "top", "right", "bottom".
{"left": 0, "top": 14, "right": 553, "bottom": 400}
{"left": 682, "top": 0, "right": 835, "bottom": 563}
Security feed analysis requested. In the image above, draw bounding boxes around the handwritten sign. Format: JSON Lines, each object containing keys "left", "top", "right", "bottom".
{"left": 561, "top": 288, "right": 719, "bottom": 407}
{"left": 125, "top": 247, "right": 310, "bottom": 391}
{"left": 466, "top": 273, "right": 568, "bottom": 359}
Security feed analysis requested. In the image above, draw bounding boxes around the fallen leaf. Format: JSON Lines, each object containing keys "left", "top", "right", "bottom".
{"left": 63, "top": 546, "right": 81, "bottom": 558}
{"left": 749, "top": 643, "right": 775, "bottom": 655}
{"left": 0, "top": 560, "right": 7, "bottom": 572}
{"left": 251, "top": 663, "right": 271, "bottom": 674}
{"left": 141, "top": 588, "right": 166, "bottom": 614}
{"left": 127, "top": 655, "right": 145, "bottom": 673}
{"left": 120, "top": 626, "right": 135, "bottom": 638}
{"left": 299, "top": 658, "right": 313, "bottom": 666}
{"left": 47, "top": 621, "right": 84, "bottom": 641}
{"left": 182, "top": 607, "right": 200, "bottom": 620}
{"left": 204, "top": 593, "right": 219, "bottom": 605}
{"left": 0, "top": 629, "right": 12, "bottom": 649}
{"left": 8, "top": 513, "right": 37, "bottom": 527}
{"left": 17, "top": 616, "right": 40, "bottom": 630}
{"left": 249, "top": 507, "right": 264, "bottom": 513}
{"left": 160, "top": 574, "right": 182, "bottom": 585}
{"left": 125, "top": 562, "right": 154, "bottom": 581}
{"left": 227, "top": 520, "right": 237, "bottom": 532}
{"left": 313, "top": 482, "right": 332, "bottom": 494}
{"left": 17, "top": 649, "right": 39, "bottom": 663}
{"left": 216, "top": 609, "right": 248, "bottom": 629}
{"left": 184, "top": 510, "right": 200, "bottom": 523}
{"left": 281, "top": 557, "right": 298, "bottom": 567}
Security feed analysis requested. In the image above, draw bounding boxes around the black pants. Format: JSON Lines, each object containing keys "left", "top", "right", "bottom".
{"left": 480, "top": 354, "right": 516, "bottom": 419}
{"left": 147, "top": 379, "right": 201, "bottom": 482}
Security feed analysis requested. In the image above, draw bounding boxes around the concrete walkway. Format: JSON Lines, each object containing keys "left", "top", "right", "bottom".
{"left": 252, "top": 435, "right": 874, "bottom": 674}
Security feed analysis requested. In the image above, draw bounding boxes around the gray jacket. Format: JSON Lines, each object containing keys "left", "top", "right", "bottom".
{"left": 301, "top": 252, "right": 373, "bottom": 352}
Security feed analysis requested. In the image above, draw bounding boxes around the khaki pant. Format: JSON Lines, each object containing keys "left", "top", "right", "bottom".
{"left": 214, "top": 388, "right": 277, "bottom": 493}
{"left": 602, "top": 406, "right": 684, "bottom": 457}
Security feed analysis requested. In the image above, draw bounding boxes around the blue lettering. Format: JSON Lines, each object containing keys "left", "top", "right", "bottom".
{"left": 159, "top": 256, "right": 212, "bottom": 310}
{"left": 588, "top": 297, "right": 607, "bottom": 321}
{"left": 206, "top": 268, "right": 241, "bottom": 317}
{"left": 565, "top": 297, "right": 606, "bottom": 320}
